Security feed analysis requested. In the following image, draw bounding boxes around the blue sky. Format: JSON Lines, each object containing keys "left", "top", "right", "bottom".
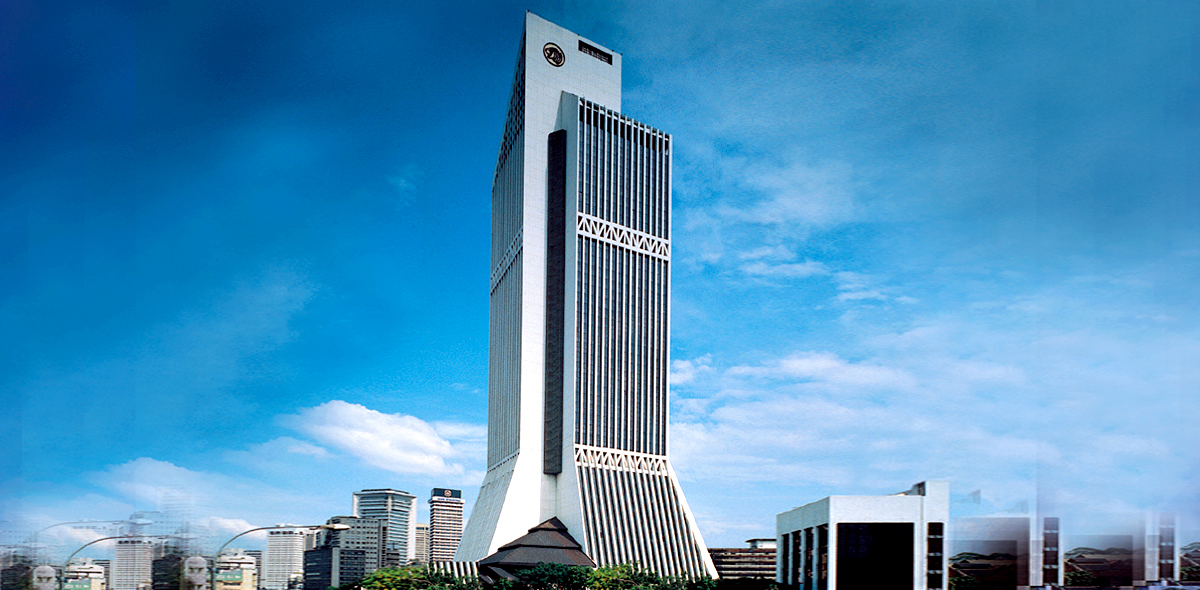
{"left": 4, "top": 0, "right": 1198, "bottom": 557}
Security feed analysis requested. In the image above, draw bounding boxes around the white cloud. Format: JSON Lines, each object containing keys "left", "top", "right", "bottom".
{"left": 670, "top": 354, "right": 713, "bottom": 385}
{"left": 432, "top": 421, "right": 487, "bottom": 441}
{"left": 738, "top": 245, "right": 795, "bottom": 261}
{"left": 838, "top": 289, "right": 886, "bottom": 301}
{"left": 200, "top": 516, "right": 262, "bottom": 539}
{"left": 727, "top": 351, "right": 918, "bottom": 390}
{"left": 740, "top": 260, "right": 828, "bottom": 279}
{"left": 733, "top": 159, "right": 859, "bottom": 227}
{"left": 280, "top": 400, "right": 469, "bottom": 477}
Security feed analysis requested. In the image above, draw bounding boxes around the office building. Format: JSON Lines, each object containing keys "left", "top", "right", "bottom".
{"left": 352, "top": 489, "right": 415, "bottom": 564}
{"left": 414, "top": 525, "right": 429, "bottom": 565}
{"left": 263, "top": 528, "right": 313, "bottom": 590}
{"left": 316, "top": 517, "right": 386, "bottom": 575}
{"left": 777, "top": 481, "right": 950, "bottom": 590}
{"left": 150, "top": 552, "right": 183, "bottom": 590}
{"left": 112, "top": 539, "right": 163, "bottom": 590}
{"left": 429, "top": 489, "right": 464, "bottom": 562}
{"left": 301, "top": 548, "right": 364, "bottom": 590}
{"left": 458, "top": 12, "right": 714, "bottom": 577}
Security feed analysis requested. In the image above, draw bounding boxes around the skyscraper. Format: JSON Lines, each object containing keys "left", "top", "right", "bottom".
{"left": 264, "top": 528, "right": 312, "bottom": 590}
{"left": 352, "top": 489, "right": 415, "bottom": 564}
{"left": 457, "top": 12, "right": 715, "bottom": 577}
{"left": 428, "top": 489, "right": 464, "bottom": 562}
{"left": 112, "top": 539, "right": 161, "bottom": 590}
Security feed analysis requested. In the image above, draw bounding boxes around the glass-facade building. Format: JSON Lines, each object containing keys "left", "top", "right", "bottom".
{"left": 351, "top": 489, "right": 415, "bottom": 564}
{"left": 457, "top": 12, "right": 714, "bottom": 577}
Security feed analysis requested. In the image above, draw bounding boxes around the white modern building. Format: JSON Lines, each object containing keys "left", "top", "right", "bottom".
{"left": 428, "top": 489, "right": 464, "bottom": 562}
{"left": 111, "top": 538, "right": 160, "bottom": 590}
{"left": 777, "top": 481, "right": 950, "bottom": 590}
{"left": 263, "top": 527, "right": 313, "bottom": 590}
{"left": 457, "top": 12, "right": 715, "bottom": 577}
{"left": 352, "top": 489, "right": 416, "bottom": 564}
{"left": 414, "top": 524, "right": 429, "bottom": 564}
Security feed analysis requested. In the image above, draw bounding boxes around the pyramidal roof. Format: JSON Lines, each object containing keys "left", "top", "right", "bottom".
{"left": 480, "top": 517, "right": 596, "bottom": 569}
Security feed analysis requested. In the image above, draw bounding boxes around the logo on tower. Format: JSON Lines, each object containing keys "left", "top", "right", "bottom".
{"left": 543, "top": 43, "right": 565, "bottom": 67}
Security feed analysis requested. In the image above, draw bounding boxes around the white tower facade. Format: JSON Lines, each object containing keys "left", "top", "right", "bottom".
{"left": 263, "top": 528, "right": 311, "bottom": 590}
{"left": 458, "top": 12, "right": 715, "bottom": 577}
{"left": 428, "top": 489, "right": 464, "bottom": 562}
{"left": 111, "top": 539, "right": 159, "bottom": 590}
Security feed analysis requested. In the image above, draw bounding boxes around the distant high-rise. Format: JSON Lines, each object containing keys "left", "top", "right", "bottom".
{"left": 457, "top": 12, "right": 715, "bottom": 577}
{"left": 428, "top": 489, "right": 464, "bottom": 562}
{"left": 414, "top": 525, "right": 430, "bottom": 564}
{"left": 112, "top": 539, "right": 161, "bottom": 590}
{"left": 263, "top": 528, "right": 312, "bottom": 590}
{"left": 319, "top": 517, "right": 386, "bottom": 574}
{"left": 352, "top": 489, "right": 415, "bottom": 563}
{"left": 301, "top": 548, "right": 363, "bottom": 590}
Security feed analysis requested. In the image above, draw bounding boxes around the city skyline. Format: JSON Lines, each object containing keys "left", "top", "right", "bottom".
{"left": 4, "top": 0, "right": 1198, "bottom": 556}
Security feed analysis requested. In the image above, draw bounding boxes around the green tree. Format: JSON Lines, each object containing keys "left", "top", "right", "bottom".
{"left": 587, "top": 564, "right": 662, "bottom": 590}
{"left": 517, "top": 563, "right": 589, "bottom": 590}
{"left": 1180, "top": 566, "right": 1200, "bottom": 582}
{"left": 359, "top": 567, "right": 427, "bottom": 590}
{"left": 948, "top": 575, "right": 981, "bottom": 590}
{"left": 1064, "top": 570, "right": 1099, "bottom": 587}
{"left": 358, "top": 567, "right": 480, "bottom": 590}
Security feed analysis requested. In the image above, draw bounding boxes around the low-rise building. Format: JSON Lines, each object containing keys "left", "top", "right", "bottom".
{"left": 777, "top": 480, "right": 949, "bottom": 590}
{"left": 214, "top": 550, "right": 256, "bottom": 590}
{"left": 710, "top": 539, "right": 776, "bottom": 579}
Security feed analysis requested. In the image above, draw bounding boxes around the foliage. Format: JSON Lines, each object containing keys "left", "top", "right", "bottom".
{"left": 1181, "top": 566, "right": 1200, "bottom": 582}
{"left": 948, "top": 575, "right": 980, "bottom": 590}
{"left": 1063, "top": 570, "right": 1099, "bottom": 587}
{"left": 358, "top": 567, "right": 480, "bottom": 590}
{"left": 361, "top": 563, "right": 782, "bottom": 590}
{"left": 518, "top": 563, "right": 589, "bottom": 590}
{"left": 587, "top": 564, "right": 662, "bottom": 590}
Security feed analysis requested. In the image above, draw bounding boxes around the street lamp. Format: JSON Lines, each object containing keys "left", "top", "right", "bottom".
{"left": 209, "top": 524, "right": 350, "bottom": 590}
{"left": 58, "top": 535, "right": 159, "bottom": 590}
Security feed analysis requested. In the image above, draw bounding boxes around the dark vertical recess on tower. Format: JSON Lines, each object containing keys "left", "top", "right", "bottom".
{"left": 544, "top": 128, "right": 567, "bottom": 475}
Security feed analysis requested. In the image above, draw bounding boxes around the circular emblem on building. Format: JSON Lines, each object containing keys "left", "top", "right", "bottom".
{"left": 443, "top": 489, "right": 452, "bottom": 497}
{"left": 543, "top": 42, "right": 565, "bottom": 67}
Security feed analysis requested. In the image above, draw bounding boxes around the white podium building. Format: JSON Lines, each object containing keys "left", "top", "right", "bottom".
{"left": 457, "top": 12, "right": 715, "bottom": 577}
